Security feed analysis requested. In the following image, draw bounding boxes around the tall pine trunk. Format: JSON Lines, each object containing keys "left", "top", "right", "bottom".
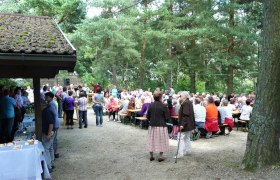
{"left": 242, "top": 0, "right": 280, "bottom": 169}
{"left": 168, "top": 41, "right": 173, "bottom": 88}
{"left": 139, "top": 0, "right": 148, "bottom": 89}
{"left": 190, "top": 39, "right": 196, "bottom": 93}
{"left": 227, "top": 65, "right": 234, "bottom": 94}
{"left": 190, "top": 70, "right": 196, "bottom": 93}
{"left": 227, "top": 0, "right": 235, "bottom": 94}
{"left": 167, "top": 3, "right": 173, "bottom": 89}
{"left": 112, "top": 57, "right": 117, "bottom": 86}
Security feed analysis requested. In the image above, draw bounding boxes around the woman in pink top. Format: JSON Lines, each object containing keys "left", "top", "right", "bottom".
{"left": 107, "top": 96, "right": 118, "bottom": 121}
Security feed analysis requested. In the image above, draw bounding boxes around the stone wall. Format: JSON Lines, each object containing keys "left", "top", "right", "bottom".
{"left": 40, "top": 74, "right": 83, "bottom": 87}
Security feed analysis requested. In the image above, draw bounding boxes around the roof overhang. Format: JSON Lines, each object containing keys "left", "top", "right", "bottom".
{"left": 0, "top": 53, "right": 76, "bottom": 78}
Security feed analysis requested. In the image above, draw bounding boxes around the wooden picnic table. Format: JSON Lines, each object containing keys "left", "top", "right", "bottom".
{"left": 232, "top": 110, "right": 241, "bottom": 120}
{"left": 112, "top": 105, "right": 121, "bottom": 109}
{"left": 128, "top": 109, "right": 141, "bottom": 124}
{"left": 135, "top": 116, "right": 148, "bottom": 129}
{"left": 232, "top": 110, "right": 241, "bottom": 114}
{"left": 171, "top": 115, "right": 179, "bottom": 119}
{"left": 127, "top": 109, "right": 141, "bottom": 113}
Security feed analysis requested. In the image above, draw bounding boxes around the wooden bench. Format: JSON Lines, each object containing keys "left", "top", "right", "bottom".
{"left": 219, "top": 123, "right": 229, "bottom": 127}
{"left": 119, "top": 113, "right": 129, "bottom": 124}
{"left": 236, "top": 120, "right": 248, "bottom": 131}
{"left": 166, "top": 123, "right": 173, "bottom": 134}
{"left": 135, "top": 117, "right": 147, "bottom": 121}
{"left": 136, "top": 117, "right": 148, "bottom": 129}
{"left": 218, "top": 124, "right": 230, "bottom": 135}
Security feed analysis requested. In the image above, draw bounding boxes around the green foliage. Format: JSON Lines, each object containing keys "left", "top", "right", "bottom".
{"left": 0, "top": 78, "right": 32, "bottom": 88}
{"left": 0, "top": 0, "right": 262, "bottom": 93}
{"left": 57, "top": 70, "right": 68, "bottom": 79}
{"left": 0, "top": 0, "right": 86, "bottom": 33}
{"left": 81, "top": 73, "right": 95, "bottom": 85}
{"left": 0, "top": 79, "right": 17, "bottom": 88}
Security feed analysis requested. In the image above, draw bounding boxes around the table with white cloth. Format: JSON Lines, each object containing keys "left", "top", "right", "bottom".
{"left": 13, "top": 130, "right": 34, "bottom": 141}
{"left": 0, "top": 141, "right": 51, "bottom": 180}
{"left": 20, "top": 114, "right": 35, "bottom": 132}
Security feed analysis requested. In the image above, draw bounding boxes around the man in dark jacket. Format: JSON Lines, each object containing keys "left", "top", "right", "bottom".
{"left": 175, "top": 91, "right": 195, "bottom": 158}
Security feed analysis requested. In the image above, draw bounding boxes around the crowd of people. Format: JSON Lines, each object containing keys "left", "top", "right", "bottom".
{"left": 91, "top": 85, "right": 255, "bottom": 161}
{"left": 0, "top": 86, "right": 32, "bottom": 143}
{"left": 0, "top": 82, "right": 255, "bottom": 165}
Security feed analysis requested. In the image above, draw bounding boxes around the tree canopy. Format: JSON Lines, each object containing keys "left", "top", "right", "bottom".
{"left": 4, "top": 0, "right": 280, "bottom": 171}
{"left": 0, "top": 0, "right": 262, "bottom": 93}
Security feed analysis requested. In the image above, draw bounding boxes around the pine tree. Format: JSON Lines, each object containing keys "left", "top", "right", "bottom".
{"left": 242, "top": 0, "right": 280, "bottom": 169}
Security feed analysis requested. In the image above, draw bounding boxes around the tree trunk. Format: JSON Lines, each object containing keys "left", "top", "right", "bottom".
{"left": 190, "top": 39, "right": 196, "bottom": 93}
{"left": 139, "top": 0, "right": 148, "bottom": 89}
{"left": 190, "top": 70, "right": 196, "bottom": 93}
{"left": 227, "top": 0, "right": 235, "bottom": 94}
{"left": 242, "top": 0, "right": 280, "bottom": 169}
{"left": 112, "top": 57, "right": 117, "bottom": 86}
{"left": 167, "top": 70, "right": 172, "bottom": 89}
{"left": 167, "top": 3, "right": 173, "bottom": 89}
{"left": 176, "top": 59, "right": 180, "bottom": 84}
{"left": 168, "top": 41, "right": 173, "bottom": 89}
{"left": 227, "top": 65, "right": 234, "bottom": 94}
{"left": 139, "top": 44, "right": 146, "bottom": 89}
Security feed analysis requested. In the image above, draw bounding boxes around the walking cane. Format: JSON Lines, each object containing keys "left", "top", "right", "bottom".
{"left": 175, "top": 126, "right": 182, "bottom": 163}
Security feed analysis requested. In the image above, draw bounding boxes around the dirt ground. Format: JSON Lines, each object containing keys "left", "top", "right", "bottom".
{"left": 51, "top": 109, "right": 280, "bottom": 180}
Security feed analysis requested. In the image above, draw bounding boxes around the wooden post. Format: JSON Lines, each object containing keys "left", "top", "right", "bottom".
{"left": 33, "top": 77, "right": 42, "bottom": 140}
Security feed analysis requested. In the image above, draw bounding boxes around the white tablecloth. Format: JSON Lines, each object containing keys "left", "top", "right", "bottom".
{"left": 0, "top": 142, "right": 51, "bottom": 180}
{"left": 20, "top": 115, "right": 35, "bottom": 132}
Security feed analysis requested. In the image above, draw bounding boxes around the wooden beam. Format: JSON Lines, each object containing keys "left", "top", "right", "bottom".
{"left": 0, "top": 67, "right": 60, "bottom": 78}
{"left": 33, "top": 77, "right": 42, "bottom": 140}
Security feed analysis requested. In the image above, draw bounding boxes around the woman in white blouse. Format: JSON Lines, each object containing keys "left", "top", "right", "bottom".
{"left": 240, "top": 100, "right": 253, "bottom": 121}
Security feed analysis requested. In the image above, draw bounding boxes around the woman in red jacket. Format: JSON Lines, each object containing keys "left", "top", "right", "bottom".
{"left": 204, "top": 96, "right": 219, "bottom": 138}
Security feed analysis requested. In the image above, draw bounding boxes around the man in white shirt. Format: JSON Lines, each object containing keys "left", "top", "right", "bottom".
{"left": 26, "top": 86, "right": 34, "bottom": 103}
{"left": 193, "top": 98, "right": 206, "bottom": 128}
{"left": 119, "top": 96, "right": 129, "bottom": 115}
{"left": 82, "top": 84, "right": 90, "bottom": 94}
{"left": 240, "top": 100, "right": 253, "bottom": 121}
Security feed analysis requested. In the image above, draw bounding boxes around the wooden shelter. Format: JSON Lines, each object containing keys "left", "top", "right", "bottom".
{"left": 0, "top": 13, "right": 76, "bottom": 139}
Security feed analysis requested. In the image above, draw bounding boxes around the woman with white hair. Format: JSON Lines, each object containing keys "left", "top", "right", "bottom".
{"left": 118, "top": 96, "right": 129, "bottom": 115}
{"left": 176, "top": 91, "right": 195, "bottom": 158}
{"left": 221, "top": 99, "right": 234, "bottom": 132}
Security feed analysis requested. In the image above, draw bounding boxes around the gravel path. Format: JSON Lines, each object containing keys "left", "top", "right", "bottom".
{"left": 51, "top": 109, "right": 280, "bottom": 180}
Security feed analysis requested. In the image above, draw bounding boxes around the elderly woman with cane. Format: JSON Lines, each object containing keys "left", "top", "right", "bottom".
{"left": 175, "top": 91, "right": 195, "bottom": 159}
{"left": 147, "top": 90, "right": 170, "bottom": 162}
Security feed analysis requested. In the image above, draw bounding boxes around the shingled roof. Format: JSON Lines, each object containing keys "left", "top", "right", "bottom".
{"left": 0, "top": 13, "right": 75, "bottom": 55}
{"left": 0, "top": 13, "right": 76, "bottom": 78}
